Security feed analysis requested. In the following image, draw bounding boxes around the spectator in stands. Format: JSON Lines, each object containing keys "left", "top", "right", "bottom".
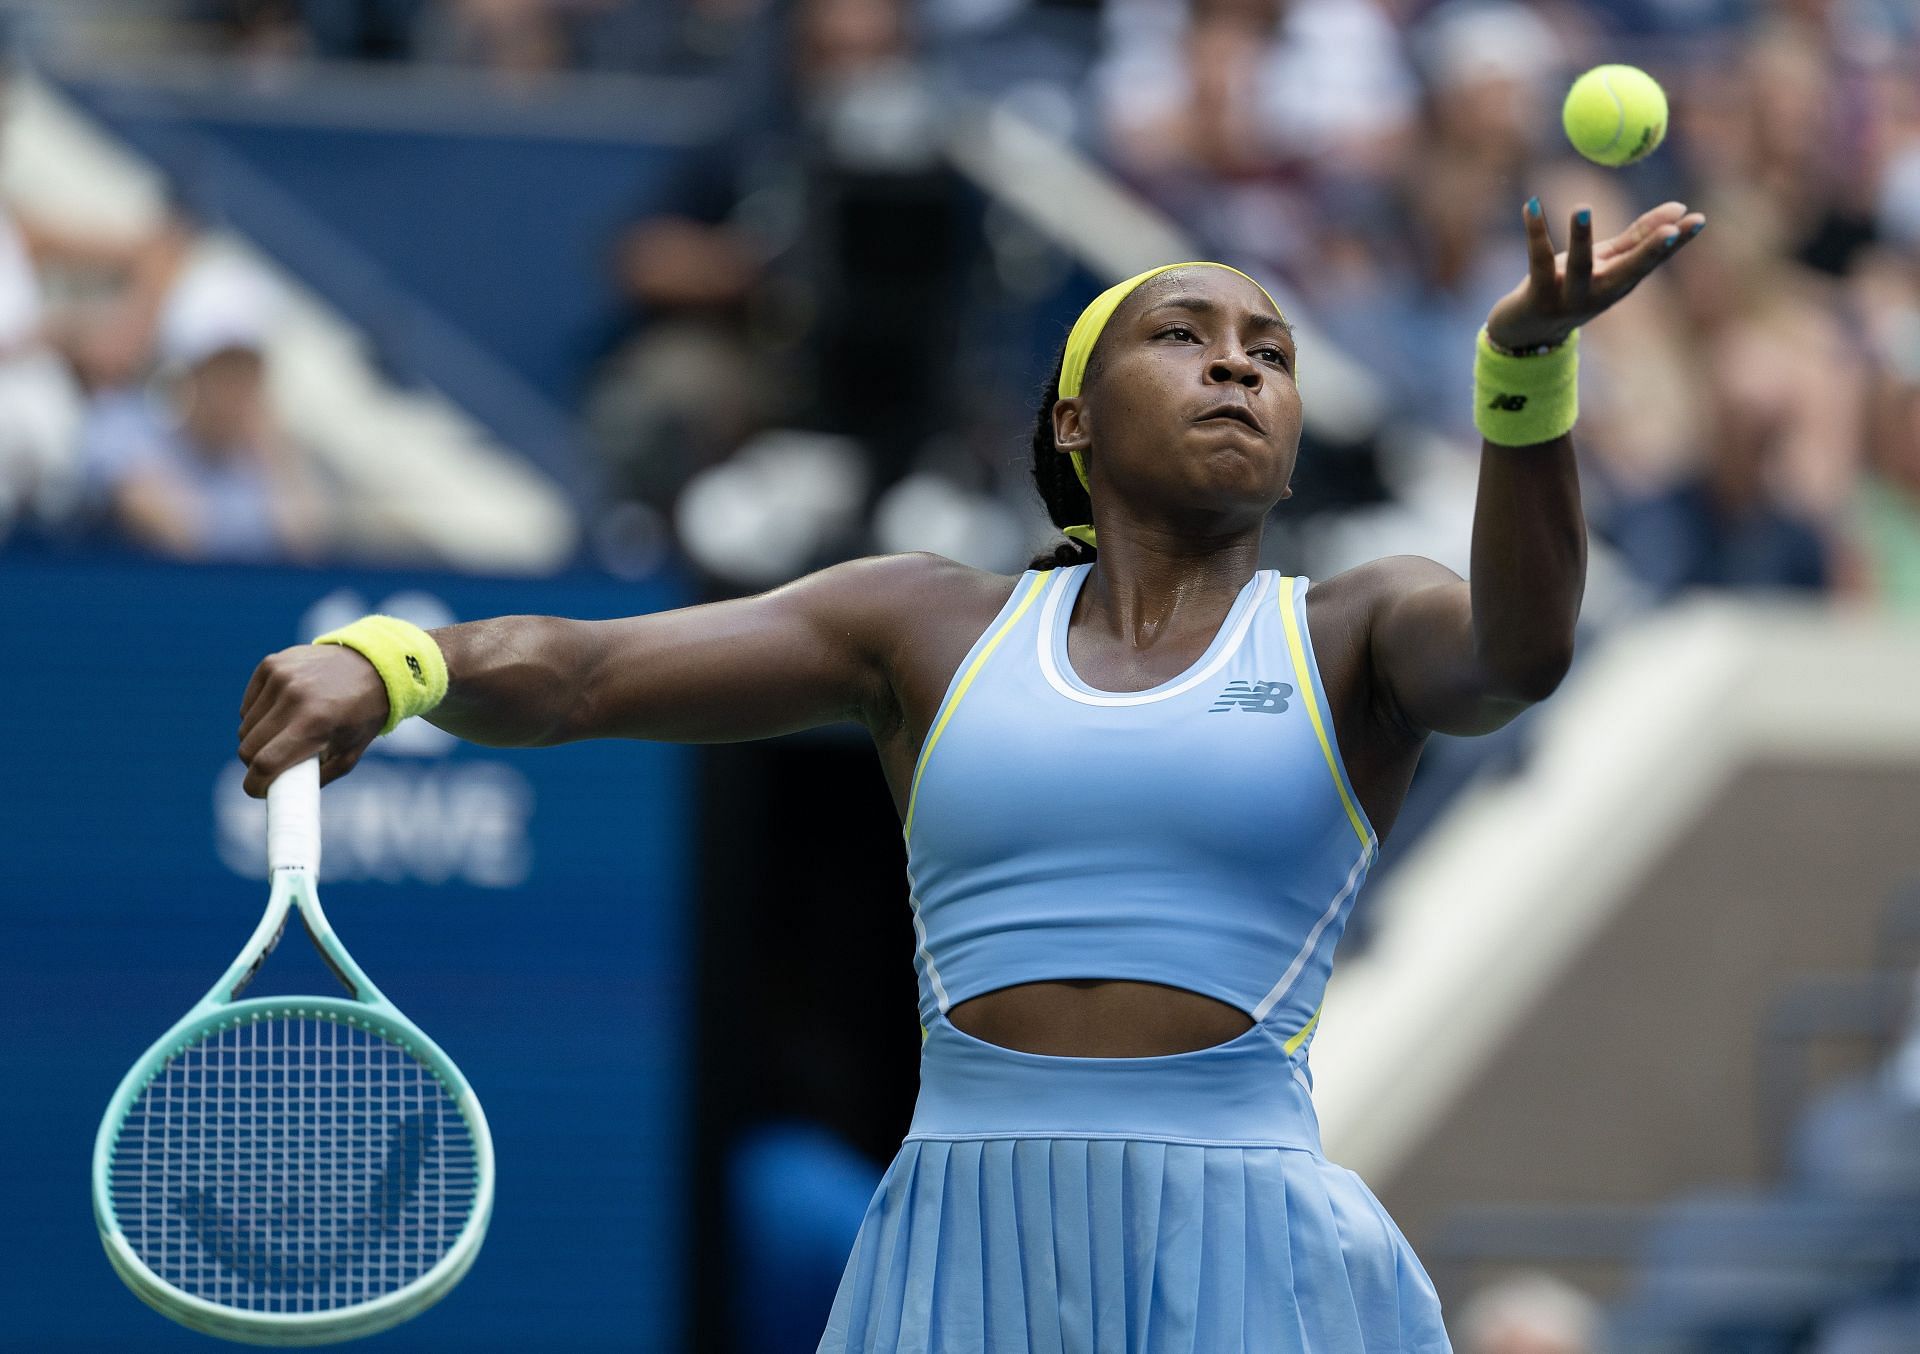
{"left": 1455, "top": 1270, "right": 1600, "bottom": 1354}
{"left": 1595, "top": 183, "right": 1860, "bottom": 597}
{"left": 413, "top": 0, "right": 571, "bottom": 87}
{"left": 1096, "top": 0, "right": 1418, "bottom": 289}
{"left": 208, "top": 0, "right": 785, "bottom": 79}
{"left": 0, "top": 195, "right": 185, "bottom": 545}
{"left": 587, "top": 0, "right": 981, "bottom": 585}
{"left": 571, "top": 0, "right": 781, "bottom": 81}
{"left": 298, "top": 0, "right": 426, "bottom": 61}
{"left": 584, "top": 0, "right": 897, "bottom": 517}
{"left": 1290, "top": 0, "right": 1560, "bottom": 455}
{"left": 1412, "top": 0, "right": 1563, "bottom": 184}
{"left": 1678, "top": 22, "right": 1883, "bottom": 279}
{"left": 189, "top": 0, "right": 311, "bottom": 62}
{"left": 76, "top": 252, "right": 327, "bottom": 563}
{"left": 0, "top": 202, "right": 84, "bottom": 545}
{"left": 1850, "top": 348, "right": 1920, "bottom": 611}
{"left": 1599, "top": 351, "right": 1836, "bottom": 598}
{"left": 1842, "top": 188, "right": 1920, "bottom": 610}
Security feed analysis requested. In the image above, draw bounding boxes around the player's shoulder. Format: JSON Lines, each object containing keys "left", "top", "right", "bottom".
{"left": 786, "top": 551, "right": 1027, "bottom": 642}
{"left": 1306, "top": 554, "right": 1463, "bottom": 615}
{"left": 1302, "top": 556, "right": 1465, "bottom": 668}
{"left": 823, "top": 548, "right": 1017, "bottom": 585}
{"left": 801, "top": 549, "right": 1020, "bottom": 602}
{"left": 788, "top": 554, "right": 1028, "bottom": 729}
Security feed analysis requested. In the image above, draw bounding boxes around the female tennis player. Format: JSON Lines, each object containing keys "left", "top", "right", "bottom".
{"left": 238, "top": 196, "right": 1703, "bottom": 1351}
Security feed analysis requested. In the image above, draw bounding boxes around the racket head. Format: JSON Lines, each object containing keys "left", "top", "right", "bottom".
{"left": 92, "top": 994, "right": 496, "bottom": 1347}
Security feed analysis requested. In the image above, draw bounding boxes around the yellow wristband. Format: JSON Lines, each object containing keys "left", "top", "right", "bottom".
{"left": 1473, "top": 326, "right": 1580, "bottom": 447}
{"left": 313, "top": 615, "right": 449, "bottom": 735}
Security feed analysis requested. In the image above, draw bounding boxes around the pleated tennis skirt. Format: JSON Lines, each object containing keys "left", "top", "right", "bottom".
{"left": 817, "top": 1014, "right": 1451, "bottom": 1354}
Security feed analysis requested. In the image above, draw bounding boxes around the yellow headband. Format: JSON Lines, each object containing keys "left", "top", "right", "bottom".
{"left": 1055, "top": 262, "right": 1286, "bottom": 548}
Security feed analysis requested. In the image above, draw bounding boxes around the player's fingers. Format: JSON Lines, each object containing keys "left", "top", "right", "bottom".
{"left": 238, "top": 661, "right": 269, "bottom": 724}
{"left": 238, "top": 699, "right": 295, "bottom": 767}
{"left": 1566, "top": 206, "right": 1594, "bottom": 310}
{"left": 1591, "top": 213, "right": 1704, "bottom": 313}
{"left": 237, "top": 660, "right": 295, "bottom": 756}
{"left": 318, "top": 744, "right": 366, "bottom": 788}
{"left": 238, "top": 650, "right": 300, "bottom": 744}
{"left": 243, "top": 724, "right": 333, "bottom": 799}
{"left": 1523, "top": 197, "right": 1557, "bottom": 296}
{"left": 238, "top": 680, "right": 279, "bottom": 747}
{"left": 1646, "top": 216, "right": 1707, "bottom": 276}
{"left": 1597, "top": 200, "right": 1686, "bottom": 262}
{"left": 1625, "top": 212, "right": 1704, "bottom": 283}
{"left": 238, "top": 656, "right": 295, "bottom": 743}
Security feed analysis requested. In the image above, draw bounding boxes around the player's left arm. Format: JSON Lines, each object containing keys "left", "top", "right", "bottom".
{"left": 1365, "top": 196, "right": 1706, "bottom": 738}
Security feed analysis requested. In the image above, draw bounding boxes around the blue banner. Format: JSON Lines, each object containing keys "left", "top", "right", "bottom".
{"left": 1, "top": 553, "right": 694, "bottom": 1352}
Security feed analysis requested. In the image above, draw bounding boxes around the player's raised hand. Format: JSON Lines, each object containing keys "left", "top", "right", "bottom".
{"left": 1485, "top": 198, "right": 1706, "bottom": 352}
{"left": 237, "top": 644, "right": 389, "bottom": 796}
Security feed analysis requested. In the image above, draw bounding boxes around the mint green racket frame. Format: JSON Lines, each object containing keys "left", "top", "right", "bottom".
{"left": 91, "top": 759, "right": 496, "bottom": 1345}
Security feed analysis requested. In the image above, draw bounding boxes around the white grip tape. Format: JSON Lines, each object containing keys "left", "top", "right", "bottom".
{"left": 267, "top": 758, "right": 322, "bottom": 873}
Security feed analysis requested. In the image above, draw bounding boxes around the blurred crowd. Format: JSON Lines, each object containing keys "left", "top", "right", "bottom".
{"left": 6, "top": 0, "right": 1920, "bottom": 618}
{"left": 0, "top": 180, "right": 330, "bottom": 562}
{"left": 594, "top": 0, "right": 1920, "bottom": 611}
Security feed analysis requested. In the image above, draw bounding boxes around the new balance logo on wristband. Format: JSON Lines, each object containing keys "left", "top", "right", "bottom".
{"left": 405, "top": 655, "right": 425, "bottom": 685}
{"left": 1488, "top": 393, "right": 1529, "bottom": 411}
{"left": 1210, "top": 680, "right": 1293, "bottom": 713}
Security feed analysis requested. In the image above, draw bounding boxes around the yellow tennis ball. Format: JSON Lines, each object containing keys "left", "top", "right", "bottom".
{"left": 1562, "top": 64, "right": 1668, "bottom": 167}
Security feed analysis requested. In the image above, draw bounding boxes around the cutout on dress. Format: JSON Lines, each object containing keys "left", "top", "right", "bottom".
{"left": 947, "top": 978, "right": 1256, "bottom": 1058}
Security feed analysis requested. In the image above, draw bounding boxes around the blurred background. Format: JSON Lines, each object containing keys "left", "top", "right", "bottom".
{"left": 1, "top": 0, "right": 1918, "bottom": 1349}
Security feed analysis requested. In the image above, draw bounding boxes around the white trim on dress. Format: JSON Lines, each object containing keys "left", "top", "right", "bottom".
{"left": 1037, "top": 567, "right": 1270, "bottom": 707}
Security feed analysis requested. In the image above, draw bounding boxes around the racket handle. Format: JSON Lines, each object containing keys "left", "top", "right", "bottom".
{"left": 267, "top": 758, "right": 322, "bottom": 873}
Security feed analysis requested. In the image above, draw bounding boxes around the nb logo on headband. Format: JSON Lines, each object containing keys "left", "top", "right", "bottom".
{"left": 1209, "top": 680, "right": 1293, "bottom": 714}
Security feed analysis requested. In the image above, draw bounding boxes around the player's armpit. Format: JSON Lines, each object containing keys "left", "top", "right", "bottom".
{"left": 1356, "top": 555, "right": 1560, "bottom": 740}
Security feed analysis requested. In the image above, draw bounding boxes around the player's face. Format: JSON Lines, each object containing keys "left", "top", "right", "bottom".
{"left": 1061, "top": 268, "right": 1302, "bottom": 527}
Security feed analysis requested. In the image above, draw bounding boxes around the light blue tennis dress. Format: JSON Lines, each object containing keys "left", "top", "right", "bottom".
{"left": 818, "top": 563, "right": 1452, "bottom": 1353}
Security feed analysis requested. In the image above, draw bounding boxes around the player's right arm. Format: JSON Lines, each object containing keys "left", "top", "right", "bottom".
{"left": 237, "top": 552, "right": 939, "bottom": 796}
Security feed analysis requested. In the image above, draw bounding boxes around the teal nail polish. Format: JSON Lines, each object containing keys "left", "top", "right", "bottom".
{"left": 1575, "top": 209, "right": 1590, "bottom": 226}
{"left": 1527, "top": 196, "right": 1541, "bottom": 217}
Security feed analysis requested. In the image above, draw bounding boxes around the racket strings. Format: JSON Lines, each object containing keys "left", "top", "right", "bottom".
{"left": 109, "top": 1013, "right": 477, "bottom": 1313}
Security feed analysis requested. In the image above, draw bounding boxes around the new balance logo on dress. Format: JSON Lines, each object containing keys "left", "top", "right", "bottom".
{"left": 1210, "top": 680, "right": 1293, "bottom": 713}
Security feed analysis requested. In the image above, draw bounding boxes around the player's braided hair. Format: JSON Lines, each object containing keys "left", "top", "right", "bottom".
{"left": 1026, "top": 350, "right": 1097, "bottom": 570}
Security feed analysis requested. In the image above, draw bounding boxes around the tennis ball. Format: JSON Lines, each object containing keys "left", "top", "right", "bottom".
{"left": 1562, "top": 64, "right": 1668, "bottom": 167}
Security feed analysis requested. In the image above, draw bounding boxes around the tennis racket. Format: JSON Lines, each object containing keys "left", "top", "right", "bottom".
{"left": 92, "top": 758, "right": 495, "bottom": 1345}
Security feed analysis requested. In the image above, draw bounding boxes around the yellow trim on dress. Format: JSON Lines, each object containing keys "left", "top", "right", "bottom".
{"left": 902, "top": 571, "right": 1053, "bottom": 842}
{"left": 1283, "top": 1002, "right": 1323, "bottom": 1056}
{"left": 1277, "top": 577, "right": 1375, "bottom": 855}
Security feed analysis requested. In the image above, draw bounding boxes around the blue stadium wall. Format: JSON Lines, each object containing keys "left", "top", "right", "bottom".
{"left": 0, "top": 552, "right": 694, "bottom": 1352}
